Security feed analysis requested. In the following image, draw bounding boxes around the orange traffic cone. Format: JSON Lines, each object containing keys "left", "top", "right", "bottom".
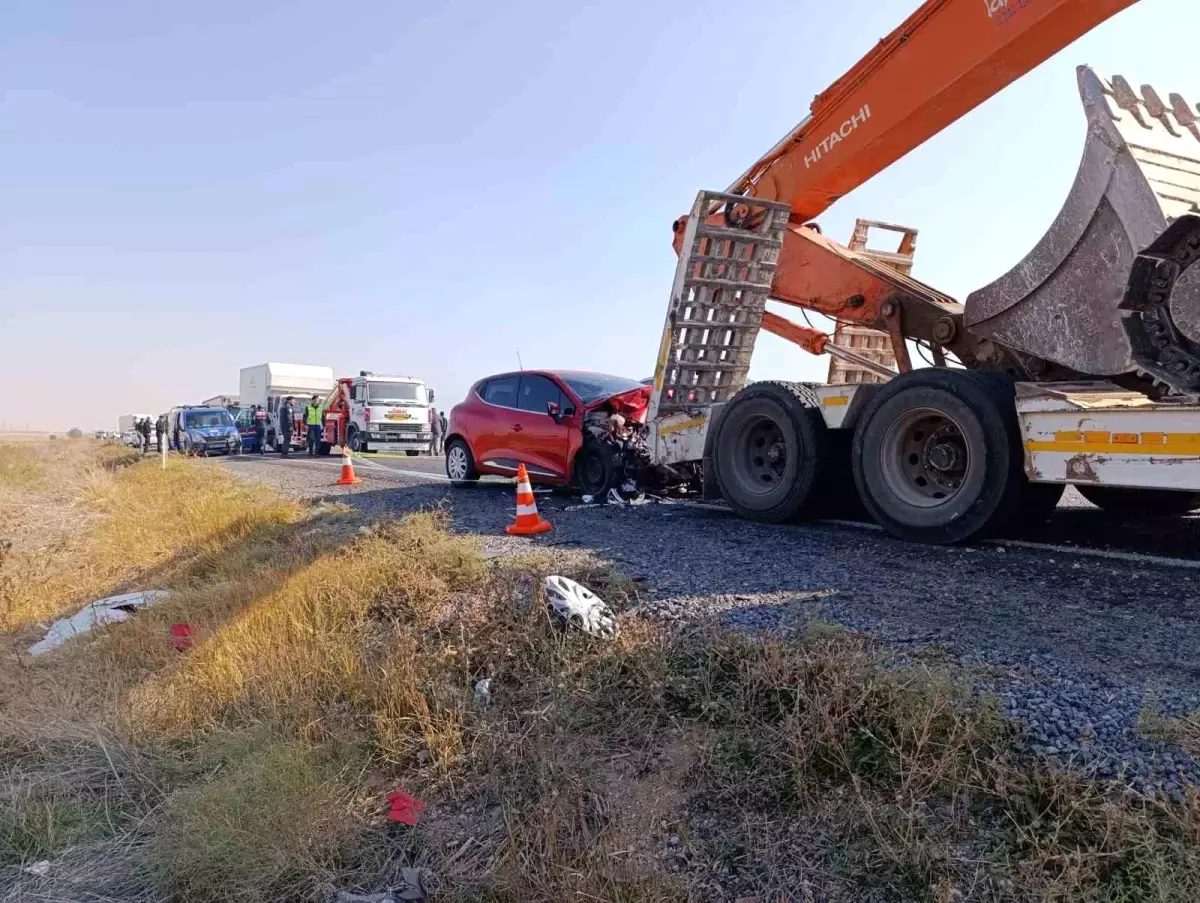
{"left": 336, "top": 444, "right": 361, "bottom": 485}
{"left": 506, "top": 463, "right": 552, "bottom": 535}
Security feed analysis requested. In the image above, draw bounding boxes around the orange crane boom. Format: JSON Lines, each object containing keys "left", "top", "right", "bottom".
{"left": 673, "top": 0, "right": 1140, "bottom": 377}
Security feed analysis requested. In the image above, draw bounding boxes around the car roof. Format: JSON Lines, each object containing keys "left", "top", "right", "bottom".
{"left": 478, "top": 369, "right": 637, "bottom": 383}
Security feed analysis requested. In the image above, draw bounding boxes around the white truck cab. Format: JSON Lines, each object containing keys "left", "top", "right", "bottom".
{"left": 336, "top": 372, "right": 434, "bottom": 455}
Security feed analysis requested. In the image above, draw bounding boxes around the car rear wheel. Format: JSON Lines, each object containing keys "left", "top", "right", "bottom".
{"left": 405, "top": 450, "right": 420, "bottom": 457}
{"left": 446, "top": 439, "right": 479, "bottom": 487}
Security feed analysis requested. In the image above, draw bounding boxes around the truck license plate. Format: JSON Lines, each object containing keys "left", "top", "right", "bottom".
{"left": 385, "top": 412, "right": 411, "bottom": 421}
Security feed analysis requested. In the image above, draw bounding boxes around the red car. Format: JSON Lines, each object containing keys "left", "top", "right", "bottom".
{"left": 444, "top": 370, "right": 651, "bottom": 494}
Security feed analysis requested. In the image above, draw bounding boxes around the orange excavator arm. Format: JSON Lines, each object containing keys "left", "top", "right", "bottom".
{"left": 731, "top": 0, "right": 1137, "bottom": 223}
{"left": 674, "top": 0, "right": 1139, "bottom": 375}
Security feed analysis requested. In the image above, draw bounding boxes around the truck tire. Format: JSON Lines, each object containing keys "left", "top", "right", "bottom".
{"left": 445, "top": 439, "right": 479, "bottom": 487}
{"left": 852, "top": 369, "right": 1024, "bottom": 544}
{"left": 318, "top": 442, "right": 332, "bottom": 456}
{"left": 405, "top": 450, "right": 420, "bottom": 457}
{"left": 711, "top": 381, "right": 830, "bottom": 523}
{"left": 348, "top": 426, "right": 368, "bottom": 454}
{"left": 1076, "top": 485, "right": 1200, "bottom": 517}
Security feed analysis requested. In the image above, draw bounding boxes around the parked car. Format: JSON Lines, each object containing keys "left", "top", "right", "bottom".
{"left": 227, "top": 405, "right": 262, "bottom": 453}
{"left": 168, "top": 406, "right": 242, "bottom": 457}
{"left": 444, "top": 370, "right": 651, "bottom": 494}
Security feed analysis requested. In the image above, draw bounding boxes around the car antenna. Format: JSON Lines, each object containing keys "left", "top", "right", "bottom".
{"left": 517, "top": 351, "right": 524, "bottom": 370}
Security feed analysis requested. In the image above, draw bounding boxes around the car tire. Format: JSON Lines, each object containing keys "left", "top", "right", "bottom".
{"left": 711, "top": 381, "right": 830, "bottom": 523}
{"left": 852, "top": 369, "right": 1024, "bottom": 544}
{"left": 1076, "top": 485, "right": 1200, "bottom": 517}
{"left": 348, "top": 427, "right": 368, "bottom": 454}
{"left": 405, "top": 450, "right": 420, "bottom": 457}
{"left": 575, "top": 442, "right": 618, "bottom": 497}
{"left": 445, "top": 439, "right": 479, "bottom": 487}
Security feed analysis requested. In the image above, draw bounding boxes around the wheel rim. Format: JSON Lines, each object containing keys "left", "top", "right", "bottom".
{"left": 729, "top": 414, "right": 789, "bottom": 496}
{"left": 878, "top": 407, "right": 971, "bottom": 508}
{"left": 447, "top": 445, "right": 469, "bottom": 480}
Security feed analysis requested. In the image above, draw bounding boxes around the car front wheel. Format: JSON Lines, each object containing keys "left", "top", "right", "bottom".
{"left": 445, "top": 439, "right": 479, "bottom": 487}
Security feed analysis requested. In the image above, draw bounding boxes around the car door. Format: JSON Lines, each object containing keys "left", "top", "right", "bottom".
{"left": 472, "top": 375, "right": 521, "bottom": 470}
{"left": 513, "top": 374, "right": 574, "bottom": 481}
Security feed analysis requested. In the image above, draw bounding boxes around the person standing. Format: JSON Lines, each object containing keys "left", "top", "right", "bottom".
{"left": 252, "top": 405, "right": 268, "bottom": 455}
{"left": 138, "top": 417, "right": 152, "bottom": 454}
{"left": 155, "top": 414, "right": 167, "bottom": 451}
{"left": 278, "top": 397, "right": 295, "bottom": 457}
{"left": 429, "top": 404, "right": 444, "bottom": 455}
{"left": 304, "top": 394, "right": 324, "bottom": 456}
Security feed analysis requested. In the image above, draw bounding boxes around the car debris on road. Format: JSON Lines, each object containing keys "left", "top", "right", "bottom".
{"left": 544, "top": 575, "right": 619, "bottom": 638}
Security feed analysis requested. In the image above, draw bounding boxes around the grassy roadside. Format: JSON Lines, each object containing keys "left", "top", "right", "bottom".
{"left": 2, "top": 440, "right": 1199, "bottom": 902}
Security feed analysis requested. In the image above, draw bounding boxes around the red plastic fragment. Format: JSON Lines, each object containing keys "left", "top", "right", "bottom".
{"left": 386, "top": 788, "right": 425, "bottom": 826}
{"left": 170, "top": 623, "right": 195, "bottom": 652}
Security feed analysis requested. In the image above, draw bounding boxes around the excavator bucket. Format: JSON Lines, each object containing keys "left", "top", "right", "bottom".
{"left": 964, "top": 66, "right": 1200, "bottom": 392}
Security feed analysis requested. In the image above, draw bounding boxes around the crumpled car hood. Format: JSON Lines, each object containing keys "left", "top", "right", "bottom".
{"left": 585, "top": 386, "right": 651, "bottom": 424}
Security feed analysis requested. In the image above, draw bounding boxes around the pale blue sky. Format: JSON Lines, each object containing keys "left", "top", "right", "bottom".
{"left": 1, "top": 0, "right": 1197, "bottom": 431}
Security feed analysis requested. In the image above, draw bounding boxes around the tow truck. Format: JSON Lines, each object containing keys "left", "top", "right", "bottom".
{"left": 320, "top": 372, "right": 434, "bottom": 456}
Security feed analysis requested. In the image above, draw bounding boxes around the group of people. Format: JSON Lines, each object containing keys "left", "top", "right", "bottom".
{"left": 248, "top": 395, "right": 449, "bottom": 457}
{"left": 132, "top": 415, "right": 167, "bottom": 453}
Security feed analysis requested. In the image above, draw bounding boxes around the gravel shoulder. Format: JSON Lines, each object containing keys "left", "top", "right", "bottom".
{"left": 221, "top": 453, "right": 1200, "bottom": 794}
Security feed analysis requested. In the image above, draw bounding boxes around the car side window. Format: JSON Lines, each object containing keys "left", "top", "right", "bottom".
{"left": 481, "top": 376, "right": 520, "bottom": 408}
{"left": 516, "top": 375, "right": 564, "bottom": 414}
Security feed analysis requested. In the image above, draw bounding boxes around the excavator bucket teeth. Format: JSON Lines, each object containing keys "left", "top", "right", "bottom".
{"left": 964, "top": 66, "right": 1200, "bottom": 391}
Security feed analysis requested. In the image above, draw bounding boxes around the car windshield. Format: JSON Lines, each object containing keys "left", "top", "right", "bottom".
{"left": 183, "top": 410, "right": 234, "bottom": 430}
{"left": 560, "top": 373, "right": 643, "bottom": 404}
{"left": 368, "top": 381, "right": 423, "bottom": 404}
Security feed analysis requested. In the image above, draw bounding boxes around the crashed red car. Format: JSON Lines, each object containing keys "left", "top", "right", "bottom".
{"left": 444, "top": 369, "right": 651, "bottom": 495}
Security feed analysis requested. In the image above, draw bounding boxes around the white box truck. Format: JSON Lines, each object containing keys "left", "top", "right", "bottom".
{"left": 239, "top": 363, "right": 335, "bottom": 452}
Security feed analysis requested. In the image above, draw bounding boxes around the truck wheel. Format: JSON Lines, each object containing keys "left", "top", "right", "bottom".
{"left": 318, "top": 442, "right": 332, "bottom": 456}
{"left": 575, "top": 442, "right": 617, "bottom": 496}
{"left": 711, "top": 381, "right": 830, "bottom": 523}
{"left": 852, "top": 370, "right": 1024, "bottom": 544}
{"left": 445, "top": 439, "right": 479, "bottom": 487}
{"left": 348, "top": 427, "right": 368, "bottom": 454}
{"left": 405, "top": 450, "right": 420, "bottom": 457}
{"left": 1077, "top": 485, "right": 1200, "bottom": 517}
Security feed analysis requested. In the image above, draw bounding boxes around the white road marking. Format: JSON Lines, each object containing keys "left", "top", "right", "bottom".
{"left": 822, "top": 518, "right": 1200, "bottom": 570}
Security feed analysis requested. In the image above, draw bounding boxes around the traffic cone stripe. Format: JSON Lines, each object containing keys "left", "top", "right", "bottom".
{"left": 506, "top": 463, "right": 552, "bottom": 535}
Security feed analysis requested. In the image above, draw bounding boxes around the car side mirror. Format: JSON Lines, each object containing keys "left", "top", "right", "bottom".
{"left": 546, "top": 401, "right": 563, "bottom": 423}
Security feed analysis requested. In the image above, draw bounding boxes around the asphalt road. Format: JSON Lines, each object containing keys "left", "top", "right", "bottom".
{"left": 220, "top": 449, "right": 1200, "bottom": 791}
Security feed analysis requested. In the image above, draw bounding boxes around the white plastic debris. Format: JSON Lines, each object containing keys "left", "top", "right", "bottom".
{"left": 28, "top": 590, "right": 169, "bottom": 656}
{"left": 544, "top": 575, "right": 619, "bottom": 638}
{"left": 335, "top": 868, "right": 434, "bottom": 902}
{"left": 581, "top": 494, "right": 595, "bottom": 504}
{"left": 606, "top": 487, "right": 624, "bottom": 505}
{"left": 620, "top": 480, "right": 638, "bottom": 494}
{"left": 23, "top": 861, "right": 50, "bottom": 877}
{"left": 473, "top": 678, "right": 492, "bottom": 706}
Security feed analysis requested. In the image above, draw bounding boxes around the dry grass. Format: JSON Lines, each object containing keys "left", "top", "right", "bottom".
{"left": 3, "top": 441, "right": 1200, "bottom": 902}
